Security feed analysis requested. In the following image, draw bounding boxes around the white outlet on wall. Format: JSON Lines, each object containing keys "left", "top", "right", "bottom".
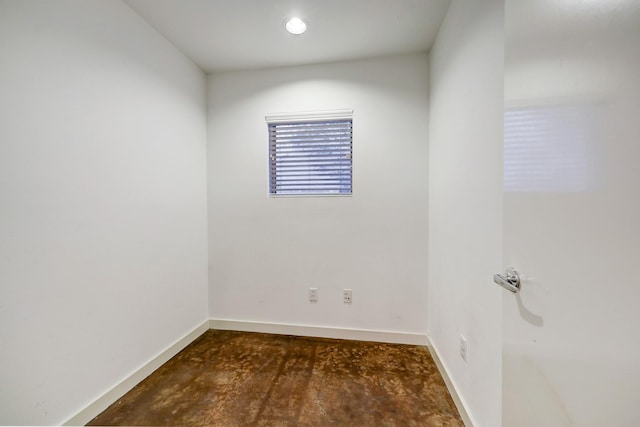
{"left": 460, "top": 335, "right": 468, "bottom": 362}
{"left": 343, "top": 289, "right": 352, "bottom": 304}
{"left": 309, "top": 288, "right": 318, "bottom": 302}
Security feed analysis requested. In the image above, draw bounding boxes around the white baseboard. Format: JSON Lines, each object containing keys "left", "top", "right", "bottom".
{"left": 63, "top": 320, "right": 209, "bottom": 426}
{"left": 427, "top": 339, "right": 475, "bottom": 427}
{"left": 208, "top": 318, "right": 428, "bottom": 346}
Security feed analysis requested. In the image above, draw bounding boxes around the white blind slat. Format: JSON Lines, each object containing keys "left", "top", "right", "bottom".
{"left": 269, "top": 118, "right": 352, "bottom": 195}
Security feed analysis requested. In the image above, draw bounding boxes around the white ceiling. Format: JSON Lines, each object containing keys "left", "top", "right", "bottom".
{"left": 123, "top": 0, "right": 451, "bottom": 73}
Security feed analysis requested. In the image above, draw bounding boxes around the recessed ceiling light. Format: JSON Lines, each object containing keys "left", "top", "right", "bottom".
{"left": 285, "top": 17, "right": 307, "bottom": 35}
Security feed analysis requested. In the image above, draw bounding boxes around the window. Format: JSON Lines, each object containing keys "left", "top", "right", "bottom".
{"left": 504, "top": 104, "right": 594, "bottom": 193}
{"left": 266, "top": 109, "right": 353, "bottom": 196}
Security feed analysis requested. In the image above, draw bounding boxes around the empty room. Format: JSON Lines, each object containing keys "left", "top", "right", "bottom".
{"left": 1, "top": 0, "right": 638, "bottom": 426}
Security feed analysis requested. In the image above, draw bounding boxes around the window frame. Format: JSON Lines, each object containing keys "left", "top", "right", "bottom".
{"left": 265, "top": 109, "right": 353, "bottom": 197}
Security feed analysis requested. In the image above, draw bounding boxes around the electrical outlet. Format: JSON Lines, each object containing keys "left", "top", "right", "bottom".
{"left": 343, "top": 289, "right": 352, "bottom": 304}
{"left": 460, "top": 335, "right": 468, "bottom": 362}
{"left": 309, "top": 288, "right": 318, "bottom": 302}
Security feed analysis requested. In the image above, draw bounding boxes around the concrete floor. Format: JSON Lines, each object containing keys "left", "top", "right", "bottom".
{"left": 88, "top": 330, "right": 463, "bottom": 426}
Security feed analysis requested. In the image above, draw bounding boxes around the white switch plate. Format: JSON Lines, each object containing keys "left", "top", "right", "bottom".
{"left": 309, "top": 288, "right": 318, "bottom": 302}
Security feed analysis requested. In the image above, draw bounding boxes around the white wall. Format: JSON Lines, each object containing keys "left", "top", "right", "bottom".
{"left": 0, "top": 1, "right": 208, "bottom": 424}
{"left": 428, "top": 1, "right": 504, "bottom": 426}
{"left": 207, "top": 54, "right": 429, "bottom": 336}
{"left": 503, "top": 1, "right": 640, "bottom": 426}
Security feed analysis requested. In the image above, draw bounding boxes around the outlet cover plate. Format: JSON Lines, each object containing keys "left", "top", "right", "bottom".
{"left": 460, "top": 335, "right": 468, "bottom": 362}
{"left": 343, "top": 289, "right": 352, "bottom": 304}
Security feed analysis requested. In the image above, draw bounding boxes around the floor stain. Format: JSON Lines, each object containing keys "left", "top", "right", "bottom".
{"left": 88, "top": 330, "right": 463, "bottom": 426}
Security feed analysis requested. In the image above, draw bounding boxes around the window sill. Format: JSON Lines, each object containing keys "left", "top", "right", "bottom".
{"left": 267, "top": 193, "right": 353, "bottom": 199}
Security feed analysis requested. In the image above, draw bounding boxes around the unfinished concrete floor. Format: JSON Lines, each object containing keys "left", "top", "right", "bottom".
{"left": 88, "top": 330, "right": 463, "bottom": 426}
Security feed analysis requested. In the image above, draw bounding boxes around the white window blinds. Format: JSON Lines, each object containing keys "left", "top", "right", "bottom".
{"left": 266, "top": 110, "right": 353, "bottom": 196}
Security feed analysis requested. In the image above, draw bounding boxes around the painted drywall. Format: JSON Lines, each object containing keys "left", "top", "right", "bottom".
{"left": 0, "top": 1, "right": 208, "bottom": 424}
{"left": 503, "top": 1, "right": 640, "bottom": 426}
{"left": 427, "top": 1, "right": 504, "bottom": 426}
{"left": 207, "top": 54, "right": 429, "bottom": 335}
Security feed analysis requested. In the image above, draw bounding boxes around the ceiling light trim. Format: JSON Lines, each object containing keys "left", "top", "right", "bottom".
{"left": 285, "top": 17, "right": 308, "bottom": 35}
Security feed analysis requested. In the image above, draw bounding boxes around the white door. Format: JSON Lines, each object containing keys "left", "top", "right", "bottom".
{"left": 502, "top": 1, "right": 640, "bottom": 426}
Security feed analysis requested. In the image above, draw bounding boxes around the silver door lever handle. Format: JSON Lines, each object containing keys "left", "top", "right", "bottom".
{"left": 494, "top": 267, "right": 520, "bottom": 293}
